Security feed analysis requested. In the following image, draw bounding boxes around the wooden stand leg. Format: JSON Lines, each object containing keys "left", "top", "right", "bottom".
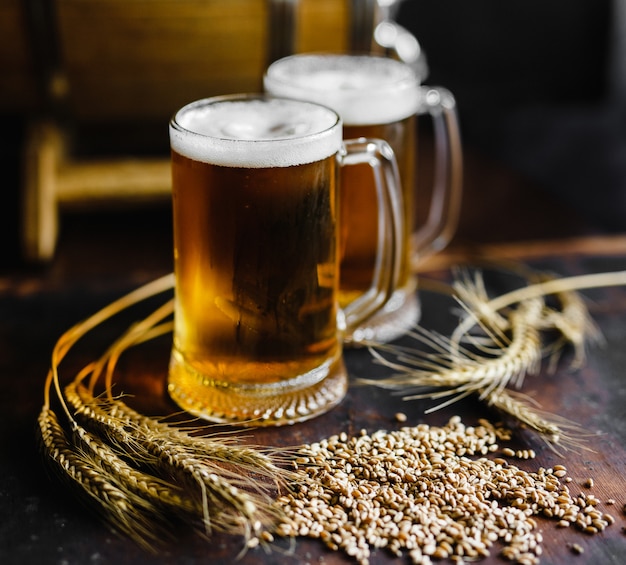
{"left": 21, "top": 120, "right": 64, "bottom": 262}
{"left": 21, "top": 120, "right": 171, "bottom": 263}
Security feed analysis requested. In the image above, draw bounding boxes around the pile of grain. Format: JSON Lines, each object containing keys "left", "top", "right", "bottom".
{"left": 275, "top": 416, "right": 614, "bottom": 565}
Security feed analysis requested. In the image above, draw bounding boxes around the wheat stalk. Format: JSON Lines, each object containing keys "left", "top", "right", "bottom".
{"left": 540, "top": 279, "right": 603, "bottom": 370}
{"left": 361, "top": 268, "right": 626, "bottom": 448}
{"left": 37, "top": 405, "right": 173, "bottom": 550}
{"left": 68, "top": 399, "right": 198, "bottom": 515}
{"left": 36, "top": 273, "right": 294, "bottom": 551}
{"left": 481, "top": 387, "right": 591, "bottom": 453}
{"left": 66, "top": 380, "right": 289, "bottom": 536}
{"left": 70, "top": 297, "right": 297, "bottom": 497}
{"left": 37, "top": 265, "right": 626, "bottom": 548}
{"left": 360, "top": 297, "right": 544, "bottom": 405}
{"left": 451, "top": 270, "right": 626, "bottom": 346}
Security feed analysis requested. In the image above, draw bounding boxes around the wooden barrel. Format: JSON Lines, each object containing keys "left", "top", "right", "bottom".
{"left": 12, "top": 0, "right": 381, "bottom": 262}
{"left": 55, "top": 0, "right": 350, "bottom": 124}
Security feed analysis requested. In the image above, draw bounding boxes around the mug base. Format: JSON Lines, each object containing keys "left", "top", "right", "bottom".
{"left": 344, "top": 287, "right": 420, "bottom": 346}
{"left": 167, "top": 351, "right": 348, "bottom": 427}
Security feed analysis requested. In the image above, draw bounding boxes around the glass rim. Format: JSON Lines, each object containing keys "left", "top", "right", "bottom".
{"left": 263, "top": 54, "right": 422, "bottom": 125}
{"left": 264, "top": 53, "right": 420, "bottom": 92}
{"left": 170, "top": 93, "right": 342, "bottom": 142}
{"left": 169, "top": 93, "right": 344, "bottom": 168}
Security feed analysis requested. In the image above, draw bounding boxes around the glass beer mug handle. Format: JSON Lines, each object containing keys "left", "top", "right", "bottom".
{"left": 339, "top": 138, "right": 404, "bottom": 338}
{"left": 411, "top": 86, "right": 463, "bottom": 270}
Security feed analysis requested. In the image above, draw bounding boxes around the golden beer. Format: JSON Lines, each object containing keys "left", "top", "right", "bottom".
{"left": 265, "top": 54, "right": 462, "bottom": 343}
{"left": 171, "top": 152, "right": 340, "bottom": 384}
{"left": 168, "top": 95, "right": 402, "bottom": 425}
{"left": 264, "top": 54, "right": 421, "bottom": 341}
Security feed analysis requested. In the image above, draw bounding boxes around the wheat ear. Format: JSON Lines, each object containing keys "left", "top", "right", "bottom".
{"left": 359, "top": 267, "right": 624, "bottom": 449}
{"left": 68, "top": 293, "right": 295, "bottom": 508}
{"left": 37, "top": 402, "right": 171, "bottom": 550}
{"left": 37, "top": 273, "right": 294, "bottom": 550}
{"left": 361, "top": 298, "right": 544, "bottom": 407}
{"left": 78, "top": 292, "right": 297, "bottom": 488}
{"left": 541, "top": 281, "right": 603, "bottom": 370}
{"left": 66, "top": 379, "right": 289, "bottom": 535}
{"left": 482, "top": 387, "right": 592, "bottom": 453}
{"left": 451, "top": 270, "right": 626, "bottom": 346}
{"left": 68, "top": 397, "right": 198, "bottom": 513}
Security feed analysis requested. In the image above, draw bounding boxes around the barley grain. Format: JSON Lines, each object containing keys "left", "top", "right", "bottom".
{"left": 274, "top": 417, "right": 615, "bottom": 565}
{"left": 570, "top": 542, "right": 585, "bottom": 554}
{"left": 557, "top": 520, "right": 570, "bottom": 528}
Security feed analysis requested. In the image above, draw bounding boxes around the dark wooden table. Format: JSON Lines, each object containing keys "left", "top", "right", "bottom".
{"left": 1, "top": 147, "right": 625, "bottom": 565}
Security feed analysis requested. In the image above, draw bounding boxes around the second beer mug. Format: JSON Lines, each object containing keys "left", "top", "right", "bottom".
{"left": 264, "top": 54, "right": 463, "bottom": 344}
{"left": 167, "top": 95, "right": 403, "bottom": 426}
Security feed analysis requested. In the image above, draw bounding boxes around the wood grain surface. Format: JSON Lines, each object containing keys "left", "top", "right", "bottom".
{"left": 2, "top": 140, "right": 625, "bottom": 564}
{"left": 2, "top": 238, "right": 625, "bottom": 565}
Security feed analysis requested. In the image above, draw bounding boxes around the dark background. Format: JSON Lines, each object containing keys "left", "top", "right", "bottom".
{"left": 1, "top": 0, "right": 623, "bottom": 271}
{"left": 397, "top": 0, "right": 623, "bottom": 232}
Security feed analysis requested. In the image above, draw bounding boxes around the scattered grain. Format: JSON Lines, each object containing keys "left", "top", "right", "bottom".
{"left": 570, "top": 543, "right": 584, "bottom": 555}
{"left": 274, "top": 417, "right": 615, "bottom": 565}
{"left": 395, "top": 412, "right": 408, "bottom": 423}
{"left": 604, "top": 514, "right": 615, "bottom": 525}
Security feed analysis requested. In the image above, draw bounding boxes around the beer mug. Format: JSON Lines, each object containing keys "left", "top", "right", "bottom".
{"left": 264, "top": 54, "right": 463, "bottom": 344}
{"left": 168, "top": 95, "right": 403, "bottom": 426}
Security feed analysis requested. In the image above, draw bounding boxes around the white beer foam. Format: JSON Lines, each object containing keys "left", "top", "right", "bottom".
{"left": 264, "top": 54, "right": 421, "bottom": 125}
{"left": 170, "top": 97, "right": 341, "bottom": 168}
